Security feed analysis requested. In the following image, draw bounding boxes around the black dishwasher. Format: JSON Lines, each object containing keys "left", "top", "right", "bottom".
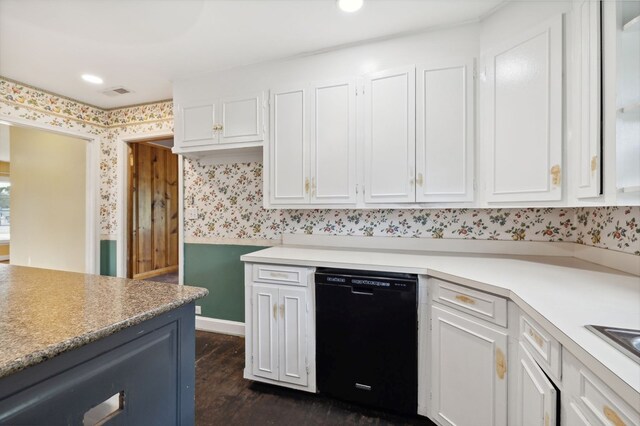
{"left": 315, "top": 268, "right": 418, "bottom": 415}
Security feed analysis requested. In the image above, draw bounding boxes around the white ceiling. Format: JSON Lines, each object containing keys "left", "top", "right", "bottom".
{"left": 0, "top": 0, "right": 504, "bottom": 109}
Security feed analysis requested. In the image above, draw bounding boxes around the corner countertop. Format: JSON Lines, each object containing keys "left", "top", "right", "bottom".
{"left": 0, "top": 264, "right": 208, "bottom": 379}
{"left": 241, "top": 245, "right": 640, "bottom": 410}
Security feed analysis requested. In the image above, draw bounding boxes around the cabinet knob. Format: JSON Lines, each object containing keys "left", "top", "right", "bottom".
{"left": 591, "top": 155, "right": 598, "bottom": 174}
{"left": 273, "top": 304, "right": 277, "bottom": 320}
{"left": 304, "top": 178, "right": 310, "bottom": 194}
{"left": 417, "top": 173, "right": 424, "bottom": 187}
{"left": 550, "top": 165, "right": 561, "bottom": 187}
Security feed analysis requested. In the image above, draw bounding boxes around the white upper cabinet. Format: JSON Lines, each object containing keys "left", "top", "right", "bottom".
{"left": 574, "top": 0, "right": 603, "bottom": 198}
{"left": 269, "top": 86, "right": 308, "bottom": 205}
{"left": 309, "top": 79, "right": 357, "bottom": 204}
{"left": 178, "top": 101, "right": 218, "bottom": 148}
{"left": 482, "top": 15, "right": 564, "bottom": 203}
{"left": 174, "top": 92, "right": 265, "bottom": 155}
{"left": 219, "top": 93, "right": 265, "bottom": 145}
{"left": 364, "top": 66, "right": 416, "bottom": 203}
{"left": 416, "top": 59, "right": 475, "bottom": 203}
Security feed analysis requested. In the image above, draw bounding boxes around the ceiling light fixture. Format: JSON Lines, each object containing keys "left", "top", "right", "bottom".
{"left": 81, "top": 74, "right": 104, "bottom": 85}
{"left": 337, "top": 0, "right": 363, "bottom": 13}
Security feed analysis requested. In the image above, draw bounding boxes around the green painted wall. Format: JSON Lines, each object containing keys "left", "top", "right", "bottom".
{"left": 184, "top": 243, "right": 268, "bottom": 322}
{"left": 100, "top": 240, "right": 117, "bottom": 277}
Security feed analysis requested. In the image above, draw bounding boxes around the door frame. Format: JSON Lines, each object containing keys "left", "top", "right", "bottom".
{"left": 117, "top": 130, "right": 184, "bottom": 284}
{"left": 0, "top": 114, "right": 100, "bottom": 274}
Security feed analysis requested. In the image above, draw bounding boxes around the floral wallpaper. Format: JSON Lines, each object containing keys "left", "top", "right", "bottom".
{"left": 183, "top": 161, "right": 640, "bottom": 255}
{"left": 1, "top": 76, "right": 638, "bottom": 256}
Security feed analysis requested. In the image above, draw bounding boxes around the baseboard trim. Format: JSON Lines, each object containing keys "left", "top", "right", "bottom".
{"left": 196, "top": 316, "right": 245, "bottom": 337}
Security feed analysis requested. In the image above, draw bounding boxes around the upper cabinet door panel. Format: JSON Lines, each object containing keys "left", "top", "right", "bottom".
{"left": 180, "top": 102, "right": 217, "bottom": 148}
{"left": 483, "top": 15, "right": 563, "bottom": 203}
{"left": 575, "top": 0, "right": 602, "bottom": 198}
{"left": 310, "top": 80, "right": 357, "bottom": 204}
{"left": 270, "top": 87, "right": 308, "bottom": 205}
{"left": 364, "top": 66, "right": 416, "bottom": 203}
{"left": 416, "top": 58, "right": 475, "bottom": 203}
{"left": 220, "top": 92, "right": 265, "bottom": 144}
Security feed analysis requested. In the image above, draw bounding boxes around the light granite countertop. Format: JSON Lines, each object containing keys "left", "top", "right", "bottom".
{"left": 241, "top": 245, "right": 640, "bottom": 410}
{"left": 0, "top": 264, "right": 208, "bottom": 379}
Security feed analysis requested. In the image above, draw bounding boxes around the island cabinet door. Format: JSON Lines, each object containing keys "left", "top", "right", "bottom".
{"left": 278, "top": 287, "right": 308, "bottom": 387}
{"left": 514, "top": 343, "right": 558, "bottom": 426}
{"left": 363, "top": 66, "right": 416, "bottom": 204}
{"left": 431, "top": 304, "right": 508, "bottom": 426}
{"left": 252, "top": 285, "right": 279, "bottom": 381}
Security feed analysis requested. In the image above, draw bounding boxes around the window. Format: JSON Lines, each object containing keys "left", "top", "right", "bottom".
{"left": 0, "top": 181, "right": 9, "bottom": 242}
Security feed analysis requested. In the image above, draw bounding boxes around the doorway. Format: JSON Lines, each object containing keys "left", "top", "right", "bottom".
{"left": 127, "top": 139, "right": 179, "bottom": 281}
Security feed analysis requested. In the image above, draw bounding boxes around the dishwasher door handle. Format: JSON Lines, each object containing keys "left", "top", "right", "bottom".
{"left": 351, "top": 287, "right": 374, "bottom": 295}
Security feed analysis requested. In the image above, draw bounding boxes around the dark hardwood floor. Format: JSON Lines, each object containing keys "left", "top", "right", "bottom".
{"left": 195, "top": 331, "right": 433, "bottom": 425}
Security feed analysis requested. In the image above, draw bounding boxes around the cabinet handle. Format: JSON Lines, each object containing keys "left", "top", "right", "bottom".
{"left": 269, "top": 271, "right": 289, "bottom": 279}
{"left": 591, "top": 155, "right": 598, "bottom": 174}
{"left": 280, "top": 303, "right": 285, "bottom": 319}
{"left": 304, "top": 178, "right": 310, "bottom": 194}
{"left": 455, "top": 294, "right": 476, "bottom": 305}
{"left": 496, "top": 348, "right": 506, "bottom": 380}
{"left": 603, "top": 406, "right": 626, "bottom": 426}
{"left": 311, "top": 177, "right": 316, "bottom": 197}
{"left": 528, "top": 328, "right": 545, "bottom": 349}
{"left": 417, "top": 173, "right": 424, "bottom": 187}
{"left": 273, "top": 304, "right": 277, "bottom": 320}
{"left": 550, "top": 165, "right": 561, "bottom": 186}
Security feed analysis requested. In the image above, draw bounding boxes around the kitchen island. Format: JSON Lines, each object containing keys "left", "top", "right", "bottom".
{"left": 0, "top": 264, "right": 207, "bottom": 425}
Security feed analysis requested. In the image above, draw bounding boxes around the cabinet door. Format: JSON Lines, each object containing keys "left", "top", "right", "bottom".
{"left": 309, "top": 79, "right": 357, "bottom": 204}
{"left": 278, "top": 287, "right": 308, "bottom": 387}
{"left": 364, "top": 66, "right": 416, "bottom": 203}
{"left": 416, "top": 58, "right": 475, "bottom": 203}
{"left": 515, "top": 343, "right": 558, "bottom": 426}
{"left": 219, "top": 92, "right": 265, "bottom": 144}
{"left": 483, "top": 15, "right": 563, "bottom": 202}
{"left": 575, "top": 0, "right": 602, "bottom": 198}
{"left": 179, "top": 101, "right": 218, "bottom": 148}
{"left": 251, "top": 285, "right": 279, "bottom": 381}
{"left": 431, "top": 304, "right": 508, "bottom": 426}
{"left": 269, "top": 86, "right": 309, "bottom": 205}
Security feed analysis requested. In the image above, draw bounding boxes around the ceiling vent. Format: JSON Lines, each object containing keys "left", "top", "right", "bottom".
{"left": 101, "top": 87, "right": 133, "bottom": 97}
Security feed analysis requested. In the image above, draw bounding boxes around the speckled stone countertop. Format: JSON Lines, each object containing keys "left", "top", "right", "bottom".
{"left": 0, "top": 264, "right": 208, "bottom": 379}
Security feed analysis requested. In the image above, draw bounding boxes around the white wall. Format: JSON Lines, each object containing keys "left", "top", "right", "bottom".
{"left": 0, "top": 124, "right": 9, "bottom": 162}
{"left": 10, "top": 126, "right": 87, "bottom": 273}
{"left": 174, "top": 23, "right": 481, "bottom": 102}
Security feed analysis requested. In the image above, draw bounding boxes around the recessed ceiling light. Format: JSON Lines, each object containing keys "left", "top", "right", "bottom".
{"left": 337, "top": 0, "right": 363, "bottom": 13}
{"left": 81, "top": 74, "right": 103, "bottom": 85}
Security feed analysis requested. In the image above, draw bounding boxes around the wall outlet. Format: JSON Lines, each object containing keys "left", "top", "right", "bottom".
{"left": 195, "top": 305, "right": 201, "bottom": 315}
{"left": 186, "top": 207, "right": 198, "bottom": 220}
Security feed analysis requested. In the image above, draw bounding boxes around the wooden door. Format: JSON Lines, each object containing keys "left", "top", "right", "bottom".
{"left": 252, "top": 284, "right": 279, "bottom": 381}
{"left": 269, "top": 86, "right": 309, "bottom": 205}
{"left": 515, "top": 343, "right": 558, "bottom": 426}
{"left": 431, "top": 304, "right": 508, "bottom": 426}
{"left": 483, "top": 15, "right": 563, "bottom": 203}
{"left": 309, "top": 79, "right": 357, "bottom": 204}
{"left": 129, "top": 142, "right": 179, "bottom": 279}
{"left": 364, "top": 66, "right": 416, "bottom": 203}
{"left": 416, "top": 58, "right": 475, "bottom": 203}
{"left": 278, "top": 287, "right": 308, "bottom": 386}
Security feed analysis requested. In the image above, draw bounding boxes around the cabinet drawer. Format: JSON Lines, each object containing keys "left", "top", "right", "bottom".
{"left": 253, "top": 264, "right": 310, "bottom": 286}
{"left": 430, "top": 278, "right": 507, "bottom": 327}
{"left": 564, "top": 351, "right": 640, "bottom": 426}
{"left": 519, "top": 313, "right": 561, "bottom": 381}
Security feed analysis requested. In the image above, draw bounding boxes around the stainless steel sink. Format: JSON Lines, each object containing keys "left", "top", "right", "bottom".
{"left": 587, "top": 325, "right": 640, "bottom": 364}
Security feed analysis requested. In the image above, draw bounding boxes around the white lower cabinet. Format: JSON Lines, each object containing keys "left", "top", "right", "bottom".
{"left": 430, "top": 303, "right": 508, "bottom": 426}
{"left": 515, "top": 342, "right": 558, "bottom": 426}
{"left": 244, "top": 264, "right": 316, "bottom": 392}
